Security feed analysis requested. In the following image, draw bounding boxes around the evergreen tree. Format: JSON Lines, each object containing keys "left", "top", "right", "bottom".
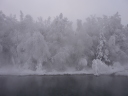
{"left": 96, "top": 31, "right": 110, "bottom": 64}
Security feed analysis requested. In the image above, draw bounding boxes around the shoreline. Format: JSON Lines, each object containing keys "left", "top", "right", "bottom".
{"left": 0, "top": 71, "right": 128, "bottom": 77}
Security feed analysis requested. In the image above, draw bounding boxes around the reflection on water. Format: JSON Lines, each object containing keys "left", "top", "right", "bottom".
{"left": 0, "top": 75, "right": 128, "bottom": 96}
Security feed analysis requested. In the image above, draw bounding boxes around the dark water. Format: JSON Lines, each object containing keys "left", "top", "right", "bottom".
{"left": 0, "top": 75, "right": 128, "bottom": 96}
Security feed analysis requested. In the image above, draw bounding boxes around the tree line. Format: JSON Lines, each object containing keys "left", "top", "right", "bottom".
{"left": 0, "top": 11, "right": 128, "bottom": 71}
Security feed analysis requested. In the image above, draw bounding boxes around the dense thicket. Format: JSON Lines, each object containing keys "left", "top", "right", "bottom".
{"left": 0, "top": 11, "right": 128, "bottom": 71}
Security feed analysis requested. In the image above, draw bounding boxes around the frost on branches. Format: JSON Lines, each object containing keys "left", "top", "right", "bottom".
{"left": 92, "top": 31, "right": 110, "bottom": 75}
{"left": 96, "top": 32, "right": 110, "bottom": 64}
{"left": 17, "top": 32, "right": 50, "bottom": 71}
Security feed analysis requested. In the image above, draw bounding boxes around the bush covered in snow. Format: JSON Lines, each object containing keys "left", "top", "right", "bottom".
{"left": 92, "top": 59, "right": 110, "bottom": 75}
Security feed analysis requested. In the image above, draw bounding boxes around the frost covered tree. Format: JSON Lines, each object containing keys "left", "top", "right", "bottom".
{"left": 96, "top": 32, "right": 110, "bottom": 64}
{"left": 0, "top": 11, "right": 128, "bottom": 72}
{"left": 52, "top": 48, "right": 70, "bottom": 71}
{"left": 20, "top": 10, "right": 24, "bottom": 21}
{"left": 77, "top": 57, "right": 87, "bottom": 70}
{"left": 17, "top": 32, "right": 50, "bottom": 70}
{"left": 76, "top": 19, "right": 83, "bottom": 32}
{"left": 0, "top": 11, "right": 18, "bottom": 66}
{"left": 46, "top": 13, "right": 73, "bottom": 56}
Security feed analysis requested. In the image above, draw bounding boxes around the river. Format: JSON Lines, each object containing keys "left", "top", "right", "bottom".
{"left": 0, "top": 75, "right": 128, "bottom": 96}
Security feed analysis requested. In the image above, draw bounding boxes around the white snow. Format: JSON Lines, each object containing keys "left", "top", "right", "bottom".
{"left": 0, "top": 67, "right": 93, "bottom": 76}
{"left": 0, "top": 62, "right": 128, "bottom": 76}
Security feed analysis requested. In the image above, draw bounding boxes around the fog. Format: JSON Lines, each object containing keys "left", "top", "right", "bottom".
{"left": 0, "top": 0, "right": 128, "bottom": 76}
{"left": 0, "top": 0, "right": 128, "bottom": 25}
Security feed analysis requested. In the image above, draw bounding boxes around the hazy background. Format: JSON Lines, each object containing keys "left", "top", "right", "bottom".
{"left": 0, "top": 0, "right": 128, "bottom": 25}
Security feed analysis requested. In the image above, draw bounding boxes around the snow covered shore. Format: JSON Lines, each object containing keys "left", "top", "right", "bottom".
{"left": 0, "top": 65, "right": 128, "bottom": 76}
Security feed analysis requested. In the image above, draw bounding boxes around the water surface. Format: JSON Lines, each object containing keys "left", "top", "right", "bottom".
{"left": 0, "top": 75, "right": 128, "bottom": 96}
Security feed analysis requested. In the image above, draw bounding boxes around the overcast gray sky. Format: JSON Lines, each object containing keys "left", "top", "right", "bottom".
{"left": 0, "top": 0, "right": 128, "bottom": 25}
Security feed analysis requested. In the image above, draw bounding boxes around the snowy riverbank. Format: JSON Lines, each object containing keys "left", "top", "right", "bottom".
{"left": 0, "top": 66, "right": 128, "bottom": 76}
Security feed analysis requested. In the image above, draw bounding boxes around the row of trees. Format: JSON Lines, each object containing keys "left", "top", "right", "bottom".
{"left": 0, "top": 11, "right": 128, "bottom": 71}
